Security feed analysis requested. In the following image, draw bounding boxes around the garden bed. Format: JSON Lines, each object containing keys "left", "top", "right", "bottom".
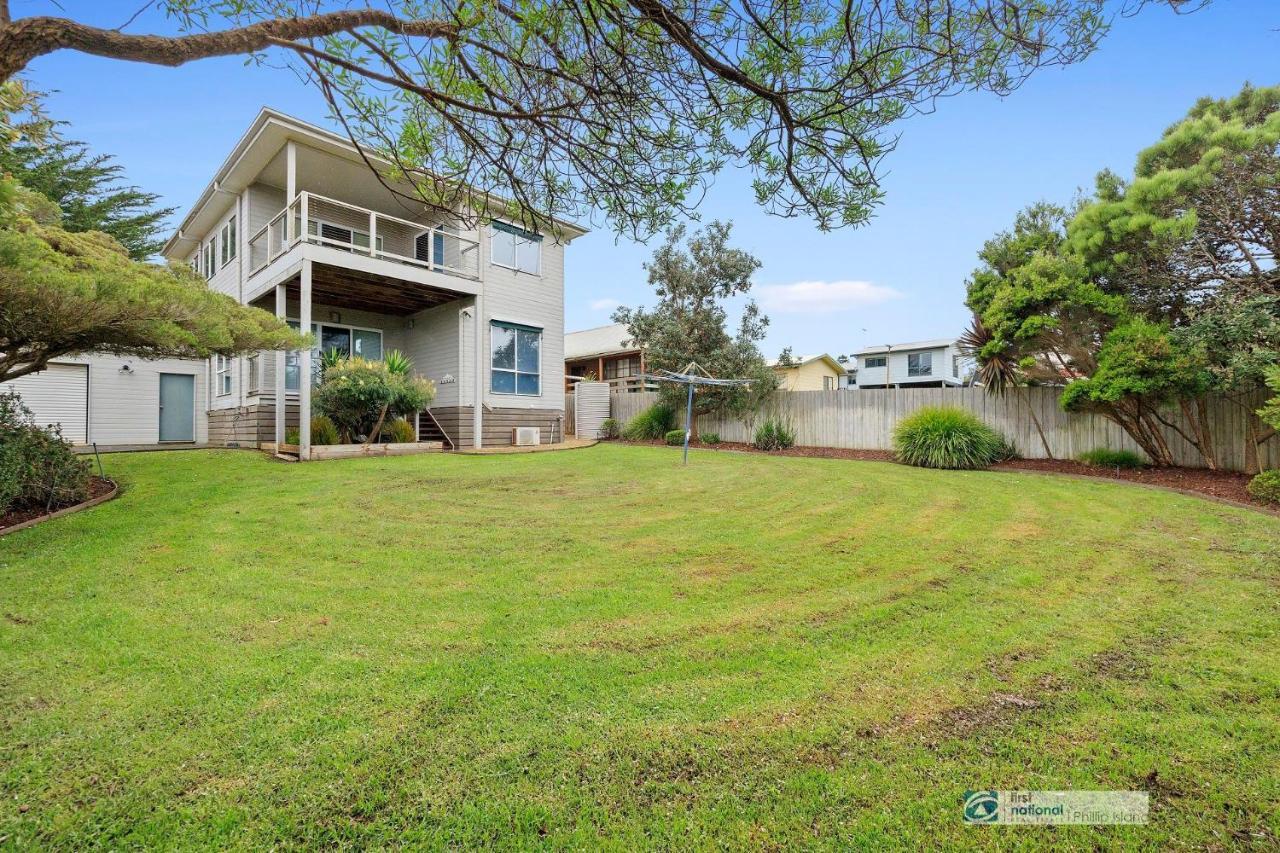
{"left": 616, "top": 439, "right": 1272, "bottom": 508}
{"left": 0, "top": 476, "right": 117, "bottom": 534}
{"left": 261, "top": 441, "right": 443, "bottom": 460}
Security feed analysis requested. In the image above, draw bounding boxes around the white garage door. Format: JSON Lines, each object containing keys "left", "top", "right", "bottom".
{"left": 2, "top": 363, "right": 89, "bottom": 444}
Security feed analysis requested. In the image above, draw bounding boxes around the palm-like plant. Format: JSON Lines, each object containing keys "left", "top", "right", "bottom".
{"left": 383, "top": 349, "right": 411, "bottom": 377}
{"left": 959, "top": 314, "right": 1053, "bottom": 458}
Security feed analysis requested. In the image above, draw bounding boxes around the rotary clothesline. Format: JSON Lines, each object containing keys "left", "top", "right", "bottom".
{"left": 638, "top": 363, "right": 753, "bottom": 465}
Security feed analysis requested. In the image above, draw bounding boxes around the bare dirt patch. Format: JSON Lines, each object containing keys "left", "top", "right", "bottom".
{"left": 0, "top": 476, "right": 116, "bottom": 532}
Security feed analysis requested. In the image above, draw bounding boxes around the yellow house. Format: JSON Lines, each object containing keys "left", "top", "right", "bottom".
{"left": 770, "top": 353, "right": 847, "bottom": 391}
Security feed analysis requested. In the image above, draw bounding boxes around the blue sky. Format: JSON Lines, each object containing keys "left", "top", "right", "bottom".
{"left": 19, "top": 1, "right": 1280, "bottom": 358}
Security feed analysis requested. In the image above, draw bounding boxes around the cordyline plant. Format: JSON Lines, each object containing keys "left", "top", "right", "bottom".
{"left": 0, "top": 1, "right": 1199, "bottom": 239}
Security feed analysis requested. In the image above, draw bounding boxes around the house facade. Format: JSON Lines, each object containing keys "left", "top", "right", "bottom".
{"left": 165, "top": 109, "right": 585, "bottom": 454}
{"left": 769, "top": 354, "right": 846, "bottom": 391}
{"left": 849, "top": 339, "right": 970, "bottom": 389}
{"left": 563, "top": 323, "right": 653, "bottom": 392}
{"left": 6, "top": 110, "right": 586, "bottom": 453}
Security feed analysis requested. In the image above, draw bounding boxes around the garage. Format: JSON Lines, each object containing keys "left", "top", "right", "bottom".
{"left": 2, "top": 363, "right": 90, "bottom": 444}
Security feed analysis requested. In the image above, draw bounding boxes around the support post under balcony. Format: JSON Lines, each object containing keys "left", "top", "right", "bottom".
{"left": 274, "top": 283, "right": 286, "bottom": 448}
{"left": 299, "top": 259, "right": 312, "bottom": 461}
{"left": 473, "top": 293, "right": 485, "bottom": 449}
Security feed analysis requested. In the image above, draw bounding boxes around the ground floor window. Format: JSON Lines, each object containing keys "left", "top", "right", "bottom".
{"left": 491, "top": 321, "right": 541, "bottom": 395}
{"left": 215, "top": 354, "right": 232, "bottom": 396}
{"left": 285, "top": 320, "right": 383, "bottom": 390}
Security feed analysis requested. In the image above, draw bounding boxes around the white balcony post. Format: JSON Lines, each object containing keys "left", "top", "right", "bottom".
{"left": 274, "top": 283, "right": 287, "bottom": 448}
{"left": 368, "top": 210, "right": 377, "bottom": 258}
{"left": 299, "top": 259, "right": 312, "bottom": 461}
{"left": 473, "top": 292, "right": 484, "bottom": 449}
{"left": 299, "top": 192, "right": 309, "bottom": 246}
{"left": 285, "top": 141, "right": 296, "bottom": 242}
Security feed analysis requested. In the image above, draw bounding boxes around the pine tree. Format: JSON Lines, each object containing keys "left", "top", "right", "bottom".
{"left": 0, "top": 129, "right": 174, "bottom": 260}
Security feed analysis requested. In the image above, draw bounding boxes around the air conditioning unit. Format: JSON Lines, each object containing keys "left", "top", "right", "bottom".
{"left": 513, "top": 426, "right": 540, "bottom": 446}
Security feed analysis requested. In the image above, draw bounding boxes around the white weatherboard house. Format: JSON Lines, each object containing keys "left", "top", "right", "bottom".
{"left": 849, "top": 339, "right": 971, "bottom": 389}
{"left": 5, "top": 109, "right": 586, "bottom": 453}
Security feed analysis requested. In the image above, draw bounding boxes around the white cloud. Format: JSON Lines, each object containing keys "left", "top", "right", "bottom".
{"left": 589, "top": 297, "right": 621, "bottom": 311}
{"left": 757, "top": 280, "right": 901, "bottom": 314}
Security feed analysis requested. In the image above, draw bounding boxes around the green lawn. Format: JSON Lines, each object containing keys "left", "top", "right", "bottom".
{"left": 1, "top": 446, "right": 1278, "bottom": 848}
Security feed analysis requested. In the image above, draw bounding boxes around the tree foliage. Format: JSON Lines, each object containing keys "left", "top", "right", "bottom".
{"left": 614, "top": 221, "right": 776, "bottom": 428}
{"left": 0, "top": 129, "right": 175, "bottom": 259}
{"left": 0, "top": 176, "right": 304, "bottom": 384}
{"left": 966, "top": 82, "right": 1280, "bottom": 468}
{"left": 0, "top": 1, "right": 1191, "bottom": 238}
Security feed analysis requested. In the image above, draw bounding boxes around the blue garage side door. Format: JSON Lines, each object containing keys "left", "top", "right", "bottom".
{"left": 158, "top": 373, "right": 195, "bottom": 442}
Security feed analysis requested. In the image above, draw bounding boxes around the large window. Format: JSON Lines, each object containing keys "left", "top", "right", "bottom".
{"left": 215, "top": 354, "right": 232, "bottom": 396}
{"left": 220, "top": 216, "right": 237, "bottom": 267}
{"left": 491, "top": 321, "right": 541, "bottom": 395}
{"left": 284, "top": 321, "right": 383, "bottom": 391}
{"left": 490, "top": 222, "right": 541, "bottom": 275}
{"left": 863, "top": 355, "right": 887, "bottom": 368}
{"left": 908, "top": 352, "right": 933, "bottom": 377}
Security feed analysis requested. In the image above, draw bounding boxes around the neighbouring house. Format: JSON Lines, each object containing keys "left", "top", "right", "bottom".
{"left": 4, "top": 109, "right": 586, "bottom": 453}
{"left": 769, "top": 353, "right": 847, "bottom": 391}
{"left": 849, "top": 338, "right": 971, "bottom": 389}
{"left": 564, "top": 323, "right": 653, "bottom": 391}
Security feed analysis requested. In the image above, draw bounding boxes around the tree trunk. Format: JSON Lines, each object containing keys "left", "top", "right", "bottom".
{"left": 366, "top": 404, "right": 390, "bottom": 447}
{"left": 1177, "top": 398, "right": 1217, "bottom": 470}
{"left": 1020, "top": 386, "right": 1053, "bottom": 459}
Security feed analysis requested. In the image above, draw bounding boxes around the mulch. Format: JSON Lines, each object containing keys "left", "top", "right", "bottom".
{"left": 0, "top": 476, "right": 116, "bottom": 532}
{"left": 614, "top": 439, "right": 1273, "bottom": 510}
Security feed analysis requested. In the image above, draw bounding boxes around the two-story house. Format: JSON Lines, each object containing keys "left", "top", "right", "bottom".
{"left": 161, "top": 108, "right": 585, "bottom": 455}
{"left": 849, "top": 339, "right": 971, "bottom": 389}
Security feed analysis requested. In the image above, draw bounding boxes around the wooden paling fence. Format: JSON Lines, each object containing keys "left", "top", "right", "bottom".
{"left": 610, "top": 387, "right": 1277, "bottom": 472}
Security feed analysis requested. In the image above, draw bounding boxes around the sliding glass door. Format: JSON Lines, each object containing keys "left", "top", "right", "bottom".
{"left": 285, "top": 322, "right": 384, "bottom": 390}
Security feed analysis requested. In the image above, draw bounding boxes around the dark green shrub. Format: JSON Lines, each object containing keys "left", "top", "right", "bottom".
{"left": 700, "top": 432, "right": 721, "bottom": 445}
{"left": 1247, "top": 470, "right": 1280, "bottom": 504}
{"left": 664, "top": 428, "right": 686, "bottom": 446}
{"left": 384, "top": 418, "right": 417, "bottom": 443}
{"left": 1078, "top": 448, "right": 1147, "bottom": 468}
{"left": 753, "top": 418, "right": 796, "bottom": 451}
{"left": 285, "top": 426, "right": 300, "bottom": 446}
{"left": 623, "top": 403, "right": 675, "bottom": 440}
{"left": 599, "top": 418, "right": 620, "bottom": 439}
{"left": 0, "top": 389, "right": 91, "bottom": 516}
{"left": 893, "top": 406, "right": 1009, "bottom": 470}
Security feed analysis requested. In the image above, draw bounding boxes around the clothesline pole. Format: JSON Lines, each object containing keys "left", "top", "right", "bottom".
{"left": 683, "top": 382, "right": 694, "bottom": 466}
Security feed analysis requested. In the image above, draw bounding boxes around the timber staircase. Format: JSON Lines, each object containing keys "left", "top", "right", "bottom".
{"left": 418, "top": 410, "right": 455, "bottom": 450}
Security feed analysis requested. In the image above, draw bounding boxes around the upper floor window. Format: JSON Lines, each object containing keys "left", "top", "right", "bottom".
{"left": 908, "top": 352, "right": 933, "bottom": 377}
{"left": 490, "top": 222, "right": 541, "bottom": 275}
{"left": 863, "top": 355, "right": 887, "bottom": 368}
{"left": 220, "top": 216, "right": 237, "bottom": 267}
{"left": 491, "top": 321, "right": 541, "bottom": 395}
{"left": 952, "top": 354, "right": 961, "bottom": 377}
{"left": 215, "top": 354, "right": 232, "bottom": 396}
{"left": 202, "top": 240, "right": 216, "bottom": 280}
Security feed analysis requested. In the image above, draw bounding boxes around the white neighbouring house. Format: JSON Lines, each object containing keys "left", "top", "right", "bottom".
{"left": 847, "top": 338, "right": 972, "bottom": 389}
{"left": 4, "top": 109, "right": 586, "bottom": 453}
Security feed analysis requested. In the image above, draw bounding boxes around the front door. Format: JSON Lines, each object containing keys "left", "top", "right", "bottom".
{"left": 158, "top": 373, "right": 195, "bottom": 442}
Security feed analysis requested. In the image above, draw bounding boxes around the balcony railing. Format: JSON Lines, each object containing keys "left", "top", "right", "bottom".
{"left": 248, "top": 191, "right": 480, "bottom": 281}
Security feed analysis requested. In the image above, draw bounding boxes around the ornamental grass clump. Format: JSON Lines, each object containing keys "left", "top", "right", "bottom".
{"left": 893, "top": 406, "right": 1011, "bottom": 470}
{"left": 622, "top": 403, "right": 675, "bottom": 440}
{"left": 1078, "top": 448, "right": 1147, "bottom": 469}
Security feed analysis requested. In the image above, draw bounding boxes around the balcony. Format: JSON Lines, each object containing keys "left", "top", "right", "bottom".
{"left": 248, "top": 191, "right": 480, "bottom": 282}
